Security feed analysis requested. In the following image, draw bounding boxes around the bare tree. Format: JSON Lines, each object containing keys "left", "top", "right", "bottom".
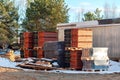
{"left": 104, "top": 2, "right": 110, "bottom": 19}
{"left": 104, "top": 2, "right": 118, "bottom": 19}
{"left": 112, "top": 3, "right": 117, "bottom": 18}
{"left": 75, "top": 8, "right": 84, "bottom": 22}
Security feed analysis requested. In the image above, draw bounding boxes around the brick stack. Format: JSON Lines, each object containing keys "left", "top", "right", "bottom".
{"left": 71, "top": 28, "right": 93, "bottom": 70}
{"left": 23, "top": 32, "right": 33, "bottom": 49}
{"left": 64, "top": 28, "right": 93, "bottom": 69}
{"left": 38, "top": 32, "right": 58, "bottom": 47}
{"left": 20, "top": 32, "right": 33, "bottom": 58}
{"left": 34, "top": 32, "right": 58, "bottom": 58}
{"left": 71, "top": 28, "right": 92, "bottom": 48}
{"left": 70, "top": 50, "right": 83, "bottom": 70}
{"left": 20, "top": 32, "right": 58, "bottom": 58}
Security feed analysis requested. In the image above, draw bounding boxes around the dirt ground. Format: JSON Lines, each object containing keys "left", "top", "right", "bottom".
{"left": 0, "top": 67, "right": 120, "bottom": 80}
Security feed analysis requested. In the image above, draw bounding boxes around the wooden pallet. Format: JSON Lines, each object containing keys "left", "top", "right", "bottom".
{"left": 65, "top": 47, "right": 82, "bottom": 51}
{"left": 17, "top": 63, "right": 54, "bottom": 70}
{"left": 33, "top": 47, "right": 42, "bottom": 50}
{"left": 82, "top": 69, "right": 108, "bottom": 72}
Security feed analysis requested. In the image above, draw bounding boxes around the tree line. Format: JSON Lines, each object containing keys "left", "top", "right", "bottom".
{"left": 0, "top": 0, "right": 119, "bottom": 45}
{"left": 75, "top": 2, "right": 118, "bottom": 21}
{"left": 0, "top": 0, "right": 69, "bottom": 45}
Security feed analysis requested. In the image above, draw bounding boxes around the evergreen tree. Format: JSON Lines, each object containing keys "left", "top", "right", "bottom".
{"left": 83, "top": 8, "right": 103, "bottom": 21}
{"left": 22, "top": 0, "right": 69, "bottom": 32}
{"left": 0, "top": 0, "right": 19, "bottom": 44}
{"left": 82, "top": 12, "right": 95, "bottom": 21}
{"left": 94, "top": 8, "right": 103, "bottom": 20}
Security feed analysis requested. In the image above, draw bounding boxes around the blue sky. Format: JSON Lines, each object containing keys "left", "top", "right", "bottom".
{"left": 65, "top": 0, "right": 120, "bottom": 22}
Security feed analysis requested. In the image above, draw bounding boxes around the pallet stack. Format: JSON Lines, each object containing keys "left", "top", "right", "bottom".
{"left": 81, "top": 48, "right": 94, "bottom": 70}
{"left": 20, "top": 33, "right": 24, "bottom": 58}
{"left": 81, "top": 48, "right": 109, "bottom": 71}
{"left": 71, "top": 28, "right": 92, "bottom": 48}
{"left": 20, "top": 32, "right": 33, "bottom": 58}
{"left": 64, "top": 28, "right": 93, "bottom": 69}
{"left": 43, "top": 41, "right": 65, "bottom": 67}
{"left": 64, "top": 29, "right": 71, "bottom": 67}
{"left": 20, "top": 32, "right": 58, "bottom": 58}
{"left": 70, "top": 50, "right": 83, "bottom": 70}
{"left": 33, "top": 32, "right": 43, "bottom": 58}
{"left": 71, "top": 28, "right": 92, "bottom": 70}
{"left": 64, "top": 29, "right": 71, "bottom": 47}
{"left": 34, "top": 32, "right": 58, "bottom": 58}
{"left": 92, "top": 48, "right": 109, "bottom": 70}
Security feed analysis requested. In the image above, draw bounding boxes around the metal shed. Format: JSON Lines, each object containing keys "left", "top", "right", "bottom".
{"left": 57, "top": 18, "right": 120, "bottom": 61}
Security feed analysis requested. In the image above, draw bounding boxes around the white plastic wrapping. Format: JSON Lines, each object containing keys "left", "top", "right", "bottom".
{"left": 92, "top": 48, "right": 109, "bottom": 66}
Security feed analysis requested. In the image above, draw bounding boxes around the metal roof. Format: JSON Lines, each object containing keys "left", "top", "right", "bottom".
{"left": 57, "top": 18, "right": 120, "bottom": 29}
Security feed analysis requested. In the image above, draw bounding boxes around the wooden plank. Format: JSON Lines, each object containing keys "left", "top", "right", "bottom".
{"left": 65, "top": 47, "right": 82, "bottom": 51}
{"left": 72, "top": 37, "right": 92, "bottom": 42}
{"left": 71, "top": 28, "right": 93, "bottom": 36}
{"left": 72, "top": 43, "right": 92, "bottom": 48}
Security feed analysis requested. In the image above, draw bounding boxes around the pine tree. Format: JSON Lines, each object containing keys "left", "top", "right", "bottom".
{"left": 0, "top": 0, "right": 19, "bottom": 44}
{"left": 82, "top": 8, "right": 103, "bottom": 21}
{"left": 22, "top": 0, "right": 69, "bottom": 32}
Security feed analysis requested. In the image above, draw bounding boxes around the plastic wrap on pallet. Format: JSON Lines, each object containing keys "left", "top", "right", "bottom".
{"left": 93, "top": 65, "right": 109, "bottom": 70}
{"left": 43, "top": 41, "right": 65, "bottom": 51}
{"left": 82, "top": 60, "right": 94, "bottom": 70}
{"left": 43, "top": 41, "right": 65, "bottom": 59}
{"left": 57, "top": 55, "right": 65, "bottom": 67}
{"left": 44, "top": 50, "right": 64, "bottom": 59}
{"left": 92, "top": 47, "right": 109, "bottom": 66}
{"left": 81, "top": 48, "right": 93, "bottom": 60}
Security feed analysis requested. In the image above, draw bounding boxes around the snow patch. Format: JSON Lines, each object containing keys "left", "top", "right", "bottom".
{"left": 0, "top": 57, "right": 20, "bottom": 68}
{"left": 0, "top": 57, "right": 120, "bottom": 74}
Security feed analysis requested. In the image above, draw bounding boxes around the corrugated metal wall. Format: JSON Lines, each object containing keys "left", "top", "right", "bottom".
{"left": 93, "top": 26, "right": 120, "bottom": 60}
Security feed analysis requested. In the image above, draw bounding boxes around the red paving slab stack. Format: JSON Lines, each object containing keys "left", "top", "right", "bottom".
{"left": 71, "top": 28, "right": 93, "bottom": 48}
{"left": 38, "top": 32, "right": 58, "bottom": 38}
{"left": 70, "top": 28, "right": 93, "bottom": 70}
{"left": 33, "top": 32, "right": 39, "bottom": 47}
{"left": 70, "top": 50, "right": 83, "bottom": 70}
{"left": 37, "top": 49, "right": 44, "bottom": 58}
{"left": 23, "top": 49, "right": 33, "bottom": 58}
{"left": 20, "top": 32, "right": 34, "bottom": 58}
{"left": 64, "top": 28, "right": 93, "bottom": 68}
{"left": 38, "top": 32, "right": 58, "bottom": 47}
{"left": 20, "top": 32, "right": 58, "bottom": 58}
{"left": 23, "top": 32, "right": 33, "bottom": 49}
{"left": 33, "top": 32, "right": 58, "bottom": 58}
{"left": 31, "top": 49, "right": 43, "bottom": 58}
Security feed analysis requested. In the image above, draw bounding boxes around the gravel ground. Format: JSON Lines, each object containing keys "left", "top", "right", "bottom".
{"left": 0, "top": 67, "right": 120, "bottom": 80}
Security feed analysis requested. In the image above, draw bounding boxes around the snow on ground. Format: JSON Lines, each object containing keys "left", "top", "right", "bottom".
{"left": 108, "top": 60, "right": 120, "bottom": 72}
{"left": 0, "top": 57, "right": 120, "bottom": 74}
{"left": 48, "top": 60, "right": 120, "bottom": 74}
{"left": 0, "top": 57, "right": 20, "bottom": 68}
